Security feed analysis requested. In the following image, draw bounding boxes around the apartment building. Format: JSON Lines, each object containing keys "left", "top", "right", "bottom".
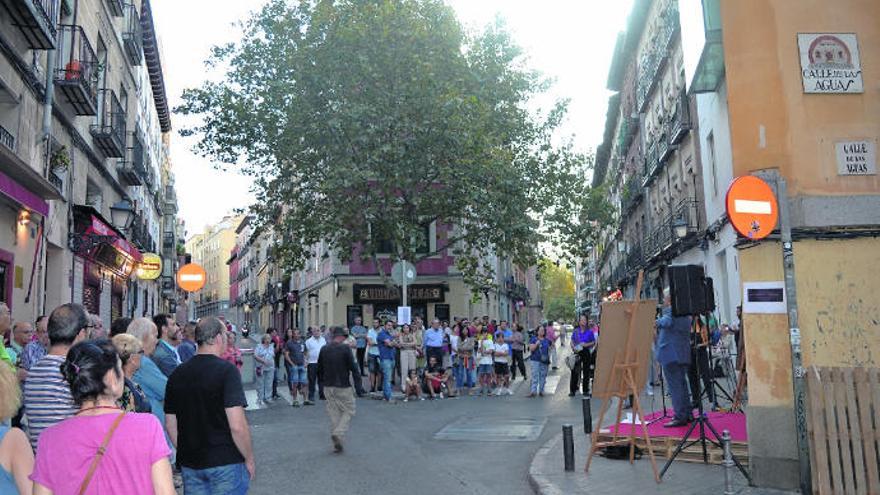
{"left": 0, "top": 0, "right": 178, "bottom": 325}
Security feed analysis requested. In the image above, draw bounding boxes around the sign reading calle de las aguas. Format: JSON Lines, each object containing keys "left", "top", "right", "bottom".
{"left": 797, "top": 33, "right": 863, "bottom": 94}
{"left": 835, "top": 139, "right": 877, "bottom": 176}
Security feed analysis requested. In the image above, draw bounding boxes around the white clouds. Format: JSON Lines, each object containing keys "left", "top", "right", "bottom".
{"left": 155, "top": 0, "right": 631, "bottom": 232}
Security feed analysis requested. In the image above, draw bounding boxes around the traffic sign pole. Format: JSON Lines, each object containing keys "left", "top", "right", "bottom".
{"left": 402, "top": 259, "right": 408, "bottom": 307}
{"left": 770, "top": 173, "right": 811, "bottom": 495}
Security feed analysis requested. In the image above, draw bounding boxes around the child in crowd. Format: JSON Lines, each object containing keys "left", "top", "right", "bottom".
{"left": 403, "top": 369, "right": 424, "bottom": 402}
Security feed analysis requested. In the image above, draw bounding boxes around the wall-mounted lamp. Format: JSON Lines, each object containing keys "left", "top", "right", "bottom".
{"left": 672, "top": 217, "right": 688, "bottom": 240}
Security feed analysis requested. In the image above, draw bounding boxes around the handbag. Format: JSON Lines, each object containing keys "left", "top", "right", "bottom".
{"left": 79, "top": 412, "right": 126, "bottom": 495}
{"left": 539, "top": 342, "right": 551, "bottom": 365}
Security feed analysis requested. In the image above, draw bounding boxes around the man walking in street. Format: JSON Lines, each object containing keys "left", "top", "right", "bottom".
{"left": 656, "top": 288, "right": 693, "bottom": 427}
{"left": 153, "top": 313, "right": 182, "bottom": 377}
{"left": 305, "top": 326, "right": 326, "bottom": 405}
{"left": 317, "top": 326, "right": 360, "bottom": 453}
{"left": 166, "top": 316, "right": 255, "bottom": 494}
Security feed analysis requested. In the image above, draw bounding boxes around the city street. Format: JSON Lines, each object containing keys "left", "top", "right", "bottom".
{"left": 245, "top": 371, "right": 573, "bottom": 495}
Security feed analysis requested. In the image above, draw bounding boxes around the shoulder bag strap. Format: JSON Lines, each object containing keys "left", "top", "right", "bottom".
{"left": 78, "top": 412, "right": 126, "bottom": 495}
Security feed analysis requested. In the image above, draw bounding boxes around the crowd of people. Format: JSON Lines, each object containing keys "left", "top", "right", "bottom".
{"left": 0, "top": 302, "right": 254, "bottom": 494}
{"left": 252, "top": 315, "right": 598, "bottom": 407}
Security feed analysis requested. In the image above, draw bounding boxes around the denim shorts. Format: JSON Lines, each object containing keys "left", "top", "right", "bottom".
{"left": 478, "top": 364, "right": 494, "bottom": 375}
{"left": 287, "top": 364, "right": 307, "bottom": 384}
{"left": 368, "top": 354, "right": 380, "bottom": 372}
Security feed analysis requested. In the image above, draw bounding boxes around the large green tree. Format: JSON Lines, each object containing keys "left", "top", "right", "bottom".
{"left": 178, "top": 0, "right": 610, "bottom": 287}
{"left": 539, "top": 258, "right": 576, "bottom": 323}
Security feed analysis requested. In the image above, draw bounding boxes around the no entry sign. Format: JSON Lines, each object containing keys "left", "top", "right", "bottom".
{"left": 176, "top": 263, "right": 207, "bottom": 292}
{"left": 726, "top": 176, "right": 779, "bottom": 240}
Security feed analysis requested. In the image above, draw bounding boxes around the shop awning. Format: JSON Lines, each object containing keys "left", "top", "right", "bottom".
{"left": 72, "top": 205, "right": 143, "bottom": 274}
{"left": 0, "top": 144, "right": 63, "bottom": 215}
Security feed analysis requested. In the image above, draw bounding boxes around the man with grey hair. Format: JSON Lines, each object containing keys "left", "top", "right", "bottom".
{"left": 423, "top": 318, "right": 445, "bottom": 365}
{"left": 128, "top": 317, "right": 168, "bottom": 427}
{"left": 166, "top": 316, "right": 255, "bottom": 491}
{"left": 23, "top": 303, "right": 89, "bottom": 449}
{"left": 656, "top": 287, "right": 694, "bottom": 427}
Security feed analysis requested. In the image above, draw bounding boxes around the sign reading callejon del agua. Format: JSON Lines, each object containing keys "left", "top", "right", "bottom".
{"left": 797, "top": 33, "right": 863, "bottom": 94}
{"left": 835, "top": 139, "right": 877, "bottom": 176}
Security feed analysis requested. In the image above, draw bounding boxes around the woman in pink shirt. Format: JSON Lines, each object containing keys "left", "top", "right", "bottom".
{"left": 31, "top": 339, "right": 174, "bottom": 495}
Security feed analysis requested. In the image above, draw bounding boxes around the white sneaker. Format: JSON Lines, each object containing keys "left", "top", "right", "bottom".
{"left": 403, "top": 398, "right": 409, "bottom": 402}
{"left": 507, "top": 388, "right": 514, "bottom": 396}
{"left": 439, "top": 392, "right": 445, "bottom": 399}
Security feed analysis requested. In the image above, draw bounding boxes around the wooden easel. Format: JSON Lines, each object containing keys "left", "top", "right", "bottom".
{"left": 585, "top": 271, "right": 660, "bottom": 482}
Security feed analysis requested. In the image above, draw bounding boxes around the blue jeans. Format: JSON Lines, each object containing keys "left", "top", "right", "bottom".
{"left": 380, "top": 358, "right": 395, "bottom": 400}
{"left": 257, "top": 367, "right": 274, "bottom": 402}
{"left": 182, "top": 463, "right": 249, "bottom": 495}
{"left": 662, "top": 362, "right": 692, "bottom": 421}
{"left": 530, "top": 360, "right": 548, "bottom": 394}
{"left": 453, "top": 363, "right": 475, "bottom": 389}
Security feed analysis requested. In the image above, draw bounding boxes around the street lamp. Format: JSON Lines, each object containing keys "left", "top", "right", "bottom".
{"left": 110, "top": 199, "right": 135, "bottom": 232}
{"left": 672, "top": 216, "right": 689, "bottom": 240}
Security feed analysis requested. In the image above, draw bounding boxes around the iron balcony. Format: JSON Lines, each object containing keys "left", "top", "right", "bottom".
{"left": 2, "top": 0, "right": 56, "bottom": 49}
{"left": 90, "top": 89, "right": 126, "bottom": 158}
{"left": 54, "top": 25, "right": 98, "bottom": 115}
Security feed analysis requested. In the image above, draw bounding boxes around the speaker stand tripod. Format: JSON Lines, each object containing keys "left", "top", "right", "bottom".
{"left": 659, "top": 330, "right": 752, "bottom": 483}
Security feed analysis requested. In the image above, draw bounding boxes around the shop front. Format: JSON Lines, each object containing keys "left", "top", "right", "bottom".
{"left": 70, "top": 205, "right": 142, "bottom": 324}
{"left": 351, "top": 283, "right": 446, "bottom": 324}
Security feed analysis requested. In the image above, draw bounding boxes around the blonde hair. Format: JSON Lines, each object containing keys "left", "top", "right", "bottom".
{"left": 112, "top": 333, "right": 143, "bottom": 365}
{"left": 0, "top": 363, "right": 21, "bottom": 420}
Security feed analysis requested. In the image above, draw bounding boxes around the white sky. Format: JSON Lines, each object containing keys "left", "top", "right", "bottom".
{"left": 151, "top": 0, "right": 633, "bottom": 235}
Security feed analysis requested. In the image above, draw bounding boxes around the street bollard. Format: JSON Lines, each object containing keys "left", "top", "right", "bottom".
{"left": 722, "top": 429, "right": 734, "bottom": 495}
{"left": 582, "top": 397, "right": 592, "bottom": 434}
{"left": 563, "top": 424, "right": 575, "bottom": 472}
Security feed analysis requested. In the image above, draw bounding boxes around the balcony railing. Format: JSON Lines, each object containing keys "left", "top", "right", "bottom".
{"left": 0, "top": 124, "right": 14, "bottom": 151}
{"left": 642, "top": 142, "right": 659, "bottom": 186}
{"left": 106, "top": 0, "right": 124, "bottom": 17}
{"left": 621, "top": 176, "right": 643, "bottom": 214}
{"left": 625, "top": 244, "right": 643, "bottom": 273}
{"left": 122, "top": 3, "right": 143, "bottom": 66}
{"left": 90, "top": 89, "right": 126, "bottom": 157}
{"left": 657, "top": 131, "right": 676, "bottom": 164}
{"left": 643, "top": 199, "right": 700, "bottom": 261}
{"left": 3, "top": 0, "right": 57, "bottom": 49}
{"left": 54, "top": 25, "right": 98, "bottom": 115}
{"left": 117, "top": 133, "right": 143, "bottom": 186}
{"left": 667, "top": 90, "right": 692, "bottom": 145}
{"left": 635, "top": 3, "right": 680, "bottom": 112}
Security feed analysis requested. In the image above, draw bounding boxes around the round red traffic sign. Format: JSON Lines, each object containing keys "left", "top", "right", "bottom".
{"left": 176, "top": 263, "right": 207, "bottom": 292}
{"left": 725, "top": 176, "right": 779, "bottom": 240}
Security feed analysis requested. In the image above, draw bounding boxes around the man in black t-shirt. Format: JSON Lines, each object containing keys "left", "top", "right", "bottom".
{"left": 166, "top": 316, "right": 255, "bottom": 493}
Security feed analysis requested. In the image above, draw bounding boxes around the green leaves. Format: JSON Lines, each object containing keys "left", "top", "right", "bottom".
{"left": 177, "top": 0, "right": 610, "bottom": 287}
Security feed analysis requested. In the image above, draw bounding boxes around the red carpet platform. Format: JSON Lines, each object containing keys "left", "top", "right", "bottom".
{"left": 597, "top": 409, "right": 749, "bottom": 464}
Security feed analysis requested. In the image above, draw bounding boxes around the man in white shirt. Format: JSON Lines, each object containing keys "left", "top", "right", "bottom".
{"left": 305, "top": 326, "right": 327, "bottom": 405}
{"left": 366, "top": 318, "right": 381, "bottom": 393}
{"left": 493, "top": 333, "right": 512, "bottom": 395}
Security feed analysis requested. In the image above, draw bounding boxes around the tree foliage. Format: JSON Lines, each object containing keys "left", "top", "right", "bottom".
{"left": 539, "top": 258, "right": 575, "bottom": 322}
{"left": 177, "top": 0, "right": 611, "bottom": 288}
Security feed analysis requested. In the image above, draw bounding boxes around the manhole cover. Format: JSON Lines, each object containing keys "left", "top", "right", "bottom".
{"left": 434, "top": 417, "right": 546, "bottom": 442}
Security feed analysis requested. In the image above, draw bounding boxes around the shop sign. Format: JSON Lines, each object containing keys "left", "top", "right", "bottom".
{"left": 353, "top": 284, "right": 445, "bottom": 304}
{"left": 137, "top": 253, "right": 162, "bottom": 280}
{"left": 798, "top": 33, "right": 863, "bottom": 93}
{"left": 835, "top": 139, "right": 876, "bottom": 176}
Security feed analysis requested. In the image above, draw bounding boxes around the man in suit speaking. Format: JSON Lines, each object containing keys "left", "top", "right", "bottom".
{"left": 656, "top": 287, "right": 693, "bottom": 427}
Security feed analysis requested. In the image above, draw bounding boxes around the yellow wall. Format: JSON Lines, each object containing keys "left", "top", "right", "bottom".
{"left": 795, "top": 237, "right": 880, "bottom": 368}
{"left": 721, "top": 0, "right": 880, "bottom": 195}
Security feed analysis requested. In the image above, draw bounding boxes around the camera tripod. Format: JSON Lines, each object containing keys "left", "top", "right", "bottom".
{"left": 659, "top": 317, "right": 752, "bottom": 483}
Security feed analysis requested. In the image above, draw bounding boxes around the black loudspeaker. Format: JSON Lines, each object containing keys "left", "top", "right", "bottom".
{"left": 704, "top": 276, "right": 716, "bottom": 312}
{"left": 668, "top": 264, "right": 707, "bottom": 316}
